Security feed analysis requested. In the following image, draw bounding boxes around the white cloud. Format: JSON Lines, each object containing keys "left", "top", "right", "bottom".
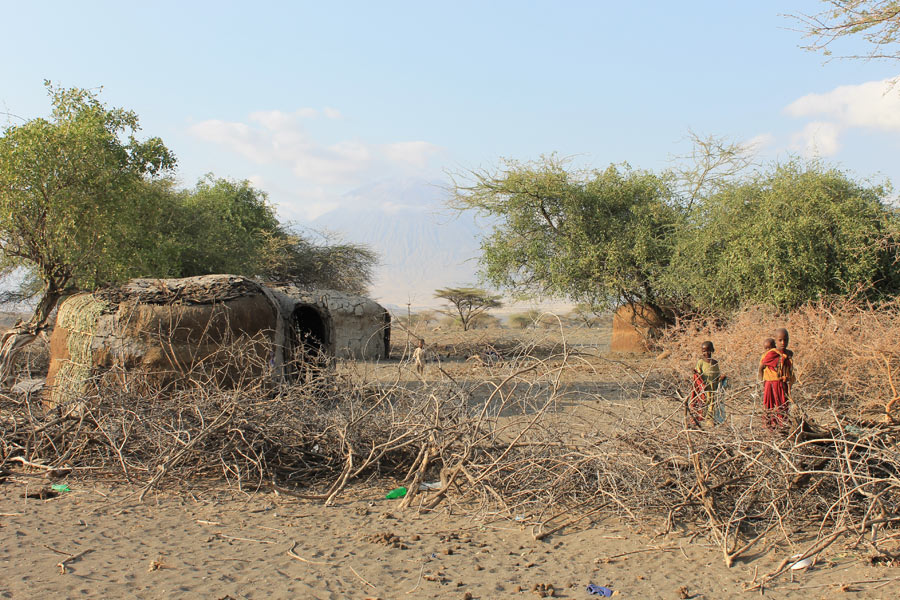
{"left": 270, "top": 185, "right": 343, "bottom": 222}
{"left": 783, "top": 77, "right": 900, "bottom": 158}
{"left": 290, "top": 151, "right": 369, "bottom": 184}
{"left": 785, "top": 77, "right": 900, "bottom": 132}
{"left": 383, "top": 141, "right": 441, "bottom": 168}
{"left": 790, "top": 121, "right": 843, "bottom": 157}
{"left": 189, "top": 108, "right": 442, "bottom": 187}
{"left": 741, "top": 133, "right": 776, "bottom": 153}
{"left": 247, "top": 174, "right": 266, "bottom": 189}
{"left": 301, "top": 201, "right": 341, "bottom": 220}
{"left": 249, "top": 108, "right": 317, "bottom": 129}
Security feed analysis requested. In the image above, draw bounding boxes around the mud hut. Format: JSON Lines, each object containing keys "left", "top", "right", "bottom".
{"left": 45, "top": 275, "right": 390, "bottom": 406}
{"left": 269, "top": 284, "right": 390, "bottom": 361}
{"left": 609, "top": 303, "right": 668, "bottom": 353}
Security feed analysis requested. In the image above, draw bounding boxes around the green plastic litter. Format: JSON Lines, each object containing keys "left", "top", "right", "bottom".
{"left": 385, "top": 486, "right": 407, "bottom": 499}
{"left": 50, "top": 484, "right": 71, "bottom": 493}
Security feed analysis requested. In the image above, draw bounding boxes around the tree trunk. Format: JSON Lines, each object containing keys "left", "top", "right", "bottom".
{"left": 0, "top": 287, "right": 62, "bottom": 384}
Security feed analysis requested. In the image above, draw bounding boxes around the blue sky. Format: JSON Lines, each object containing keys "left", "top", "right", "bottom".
{"left": 3, "top": 1, "right": 899, "bottom": 305}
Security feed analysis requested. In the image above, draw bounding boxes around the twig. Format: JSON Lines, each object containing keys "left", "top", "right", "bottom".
{"left": 216, "top": 533, "right": 274, "bottom": 544}
{"left": 792, "top": 575, "right": 900, "bottom": 590}
{"left": 348, "top": 564, "right": 376, "bottom": 590}
{"left": 596, "top": 545, "right": 679, "bottom": 562}
{"left": 287, "top": 541, "right": 376, "bottom": 590}
{"left": 287, "top": 542, "right": 331, "bottom": 565}
{"left": 44, "top": 546, "right": 92, "bottom": 574}
{"left": 406, "top": 561, "right": 427, "bottom": 594}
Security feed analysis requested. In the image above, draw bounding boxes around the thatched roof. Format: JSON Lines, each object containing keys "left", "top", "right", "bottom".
{"left": 93, "top": 275, "right": 262, "bottom": 308}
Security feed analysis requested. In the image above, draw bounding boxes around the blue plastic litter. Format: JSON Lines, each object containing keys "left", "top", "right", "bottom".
{"left": 586, "top": 584, "right": 613, "bottom": 596}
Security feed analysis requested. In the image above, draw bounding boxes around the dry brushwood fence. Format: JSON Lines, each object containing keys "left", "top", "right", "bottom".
{"left": 1, "top": 302, "right": 898, "bottom": 591}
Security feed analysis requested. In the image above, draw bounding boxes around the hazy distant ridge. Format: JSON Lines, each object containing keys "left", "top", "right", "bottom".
{"left": 310, "top": 179, "right": 485, "bottom": 307}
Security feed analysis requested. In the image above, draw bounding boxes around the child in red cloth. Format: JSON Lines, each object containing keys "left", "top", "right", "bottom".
{"left": 757, "top": 328, "right": 795, "bottom": 430}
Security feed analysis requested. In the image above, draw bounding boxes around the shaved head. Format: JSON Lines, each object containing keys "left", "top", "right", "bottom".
{"left": 775, "top": 328, "right": 789, "bottom": 350}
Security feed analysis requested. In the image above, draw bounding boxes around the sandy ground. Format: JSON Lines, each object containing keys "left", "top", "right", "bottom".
{"left": 1, "top": 475, "right": 897, "bottom": 600}
{"left": 2, "top": 326, "right": 897, "bottom": 598}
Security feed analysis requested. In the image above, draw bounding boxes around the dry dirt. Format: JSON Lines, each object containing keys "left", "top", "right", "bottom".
{"left": 2, "top": 477, "right": 897, "bottom": 599}
{"left": 2, "top": 323, "right": 898, "bottom": 598}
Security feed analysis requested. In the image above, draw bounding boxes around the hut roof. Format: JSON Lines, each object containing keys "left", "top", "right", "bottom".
{"left": 93, "top": 275, "right": 262, "bottom": 308}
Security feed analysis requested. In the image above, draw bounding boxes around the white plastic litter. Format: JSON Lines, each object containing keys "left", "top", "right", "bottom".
{"left": 789, "top": 554, "right": 814, "bottom": 570}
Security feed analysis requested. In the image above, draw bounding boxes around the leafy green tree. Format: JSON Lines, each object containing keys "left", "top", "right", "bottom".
{"left": 0, "top": 83, "right": 378, "bottom": 380}
{"left": 452, "top": 156, "right": 682, "bottom": 315}
{"left": 434, "top": 287, "right": 502, "bottom": 332}
{"left": 665, "top": 161, "right": 900, "bottom": 312}
{"left": 163, "top": 176, "right": 377, "bottom": 294}
{"left": 0, "top": 83, "right": 175, "bottom": 375}
{"left": 169, "top": 175, "right": 281, "bottom": 277}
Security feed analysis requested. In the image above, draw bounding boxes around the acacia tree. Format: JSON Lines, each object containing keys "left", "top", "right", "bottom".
{"left": 434, "top": 287, "right": 502, "bottom": 331}
{"left": 794, "top": 1, "right": 900, "bottom": 61}
{"left": 257, "top": 229, "right": 376, "bottom": 295}
{"left": 452, "top": 156, "right": 682, "bottom": 316}
{"left": 454, "top": 152, "right": 900, "bottom": 319}
{"left": 0, "top": 83, "right": 175, "bottom": 375}
{"left": 664, "top": 160, "right": 900, "bottom": 312}
{"left": 568, "top": 302, "right": 606, "bottom": 328}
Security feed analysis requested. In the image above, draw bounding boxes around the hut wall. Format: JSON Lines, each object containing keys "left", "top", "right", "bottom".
{"left": 45, "top": 277, "right": 282, "bottom": 406}
{"left": 272, "top": 287, "right": 390, "bottom": 360}
{"left": 330, "top": 303, "right": 389, "bottom": 359}
{"left": 609, "top": 303, "right": 667, "bottom": 354}
{"left": 45, "top": 278, "right": 392, "bottom": 408}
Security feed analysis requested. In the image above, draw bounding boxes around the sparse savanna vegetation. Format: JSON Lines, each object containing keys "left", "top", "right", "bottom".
{"left": 3, "top": 301, "right": 899, "bottom": 594}
{"left": 4, "top": 50, "right": 900, "bottom": 594}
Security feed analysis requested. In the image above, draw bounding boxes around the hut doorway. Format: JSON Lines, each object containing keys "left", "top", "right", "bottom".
{"left": 287, "top": 305, "right": 330, "bottom": 381}
{"left": 292, "top": 305, "right": 330, "bottom": 358}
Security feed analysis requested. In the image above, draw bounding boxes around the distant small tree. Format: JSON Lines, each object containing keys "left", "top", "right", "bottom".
{"left": 416, "top": 310, "right": 439, "bottom": 328}
{"left": 507, "top": 313, "right": 533, "bottom": 330}
{"left": 434, "top": 287, "right": 502, "bottom": 332}
{"left": 470, "top": 313, "right": 502, "bottom": 329}
{"left": 569, "top": 302, "right": 607, "bottom": 328}
{"left": 439, "top": 315, "right": 462, "bottom": 330}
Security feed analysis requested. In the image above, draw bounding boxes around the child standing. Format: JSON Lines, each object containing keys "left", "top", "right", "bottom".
{"left": 695, "top": 341, "right": 726, "bottom": 424}
{"left": 412, "top": 338, "right": 426, "bottom": 376}
{"left": 758, "top": 328, "right": 795, "bottom": 430}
